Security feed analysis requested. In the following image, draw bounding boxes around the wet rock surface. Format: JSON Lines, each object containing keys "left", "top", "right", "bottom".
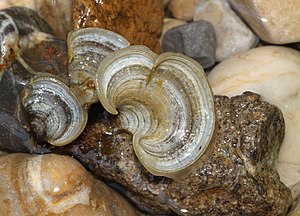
{"left": 207, "top": 46, "right": 300, "bottom": 188}
{"left": 72, "top": 0, "right": 164, "bottom": 54}
{"left": 162, "top": 20, "right": 217, "bottom": 69}
{"left": 38, "top": 92, "right": 292, "bottom": 215}
{"left": 0, "top": 153, "right": 138, "bottom": 215}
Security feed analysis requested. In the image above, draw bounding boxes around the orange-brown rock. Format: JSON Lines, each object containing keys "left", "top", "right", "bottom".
{"left": 72, "top": 0, "right": 164, "bottom": 53}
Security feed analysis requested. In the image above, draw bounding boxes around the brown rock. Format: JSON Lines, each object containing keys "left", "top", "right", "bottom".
{"left": 72, "top": 0, "right": 164, "bottom": 54}
{"left": 46, "top": 92, "right": 292, "bottom": 215}
{"left": 229, "top": 0, "right": 300, "bottom": 44}
{"left": 168, "top": 0, "right": 196, "bottom": 21}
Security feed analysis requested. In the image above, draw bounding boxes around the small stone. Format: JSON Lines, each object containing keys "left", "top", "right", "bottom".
{"left": 162, "top": 20, "right": 217, "bottom": 69}
{"left": 0, "top": 153, "right": 138, "bottom": 215}
{"left": 167, "top": 0, "right": 196, "bottom": 21}
{"left": 207, "top": 46, "right": 300, "bottom": 187}
{"left": 228, "top": 0, "right": 300, "bottom": 44}
{"left": 194, "top": 0, "right": 258, "bottom": 62}
{"left": 159, "top": 18, "right": 187, "bottom": 44}
{"left": 72, "top": 0, "right": 164, "bottom": 54}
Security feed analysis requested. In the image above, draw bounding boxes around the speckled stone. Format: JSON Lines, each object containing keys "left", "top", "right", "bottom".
{"left": 194, "top": 0, "right": 258, "bottom": 62}
{"left": 229, "top": 0, "right": 300, "bottom": 44}
{"left": 208, "top": 46, "right": 300, "bottom": 188}
{"left": 72, "top": 0, "right": 164, "bottom": 54}
{"left": 160, "top": 18, "right": 187, "bottom": 44}
{"left": 162, "top": 20, "right": 217, "bottom": 69}
{"left": 41, "top": 92, "right": 292, "bottom": 215}
{"left": 167, "top": 0, "right": 196, "bottom": 21}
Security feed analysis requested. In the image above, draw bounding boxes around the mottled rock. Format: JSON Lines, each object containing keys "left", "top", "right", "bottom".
{"left": 160, "top": 18, "right": 187, "bottom": 44}
{"left": 72, "top": 0, "right": 164, "bottom": 54}
{"left": 229, "top": 0, "right": 300, "bottom": 44}
{"left": 0, "top": 153, "right": 138, "bottom": 215}
{"left": 194, "top": 0, "right": 258, "bottom": 62}
{"left": 167, "top": 0, "right": 196, "bottom": 21}
{"left": 208, "top": 46, "right": 300, "bottom": 187}
{"left": 34, "top": 0, "right": 72, "bottom": 39}
{"left": 44, "top": 92, "right": 292, "bottom": 215}
{"left": 162, "top": 20, "right": 217, "bottom": 68}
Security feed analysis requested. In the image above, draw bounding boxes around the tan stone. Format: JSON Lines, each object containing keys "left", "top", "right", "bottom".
{"left": 0, "top": 0, "right": 34, "bottom": 9}
{"left": 194, "top": 0, "right": 257, "bottom": 61}
{"left": 168, "top": 0, "right": 196, "bottom": 21}
{"left": 208, "top": 46, "right": 300, "bottom": 187}
{"left": 229, "top": 0, "right": 300, "bottom": 44}
{"left": 34, "top": 0, "right": 72, "bottom": 40}
{"left": 0, "top": 153, "right": 138, "bottom": 215}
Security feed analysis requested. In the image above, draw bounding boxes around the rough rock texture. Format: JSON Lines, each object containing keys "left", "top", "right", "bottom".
{"left": 208, "top": 46, "right": 300, "bottom": 187}
{"left": 162, "top": 20, "right": 217, "bottom": 68}
{"left": 0, "top": 153, "right": 138, "bottom": 215}
{"left": 229, "top": 0, "right": 300, "bottom": 44}
{"left": 194, "top": 0, "right": 258, "bottom": 62}
{"left": 72, "top": 0, "right": 164, "bottom": 54}
{"left": 43, "top": 92, "right": 292, "bottom": 215}
{"left": 167, "top": 0, "right": 196, "bottom": 21}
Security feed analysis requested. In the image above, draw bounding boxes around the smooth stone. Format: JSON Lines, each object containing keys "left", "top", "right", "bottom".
{"left": 37, "top": 92, "right": 292, "bottom": 215}
{"left": 163, "top": 0, "right": 171, "bottom": 8}
{"left": 0, "top": 153, "right": 138, "bottom": 215}
{"left": 167, "top": 0, "right": 195, "bottom": 21}
{"left": 277, "top": 163, "right": 300, "bottom": 188}
{"left": 194, "top": 0, "right": 258, "bottom": 62}
{"left": 0, "top": 0, "right": 34, "bottom": 9}
{"left": 159, "top": 18, "right": 187, "bottom": 44}
{"left": 162, "top": 20, "right": 217, "bottom": 68}
{"left": 207, "top": 46, "right": 300, "bottom": 186}
{"left": 229, "top": 0, "right": 300, "bottom": 44}
{"left": 72, "top": 0, "right": 164, "bottom": 54}
{"left": 34, "top": 0, "right": 72, "bottom": 39}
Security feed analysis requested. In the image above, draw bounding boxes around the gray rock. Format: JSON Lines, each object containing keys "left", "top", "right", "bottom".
{"left": 162, "top": 20, "right": 217, "bottom": 69}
